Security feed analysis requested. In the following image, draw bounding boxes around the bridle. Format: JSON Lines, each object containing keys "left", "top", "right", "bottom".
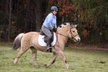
{"left": 69, "top": 27, "right": 79, "bottom": 40}
{"left": 56, "top": 27, "right": 79, "bottom": 39}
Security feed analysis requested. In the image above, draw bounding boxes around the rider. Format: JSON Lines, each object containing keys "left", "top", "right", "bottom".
{"left": 41, "top": 6, "right": 58, "bottom": 49}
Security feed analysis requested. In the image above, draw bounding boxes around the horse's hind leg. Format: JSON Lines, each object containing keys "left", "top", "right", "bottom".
{"left": 45, "top": 51, "right": 57, "bottom": 68}
{"left": 13, "top": 47, "right": 29, "bottom": 64}
{"left": 30, "top": 47, "right": 39, "bottom": 67}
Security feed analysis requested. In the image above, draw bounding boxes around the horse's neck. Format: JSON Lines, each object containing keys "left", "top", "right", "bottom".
{"left": 57, "top": 33, "right": 68, "bottom": 47}
{"left": 57, "top": 28, "right": 69, "bottom": 44}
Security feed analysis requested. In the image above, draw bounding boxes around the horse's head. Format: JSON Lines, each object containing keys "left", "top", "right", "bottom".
{"left": 69, "top": 24, "right": 81, "bottom": 42}
{"left": 57, "top": 22, "right": 80, "bottom": 42}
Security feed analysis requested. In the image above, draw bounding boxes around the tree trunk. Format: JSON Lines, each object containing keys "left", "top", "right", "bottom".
{"left": 35, "top": 0, "right": 42, "bottom": 31}
{"left": 8, "top": 0, "right": 12, "bottom": 42}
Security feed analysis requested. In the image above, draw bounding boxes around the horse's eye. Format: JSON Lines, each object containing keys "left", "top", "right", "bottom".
{"left": 73, "top": 31, "right": 75, "bottom": 32}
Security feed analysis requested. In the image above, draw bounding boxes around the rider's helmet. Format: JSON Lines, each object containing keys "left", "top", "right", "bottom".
{"left": 51, "top": 6, "right": 58, "bottom": 11}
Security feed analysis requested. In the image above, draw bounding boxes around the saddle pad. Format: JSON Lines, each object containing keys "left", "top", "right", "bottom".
{"left": 38, "top": 33, "right": 57, "bottom": 46}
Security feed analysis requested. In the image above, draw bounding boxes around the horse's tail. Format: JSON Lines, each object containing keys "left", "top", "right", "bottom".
{"left": 13, "top": 33, "right": 25, "bottom": 50}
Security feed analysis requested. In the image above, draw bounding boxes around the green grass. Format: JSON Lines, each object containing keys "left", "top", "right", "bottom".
{"left": 0, "top": 44, "right": 108, "bottom": 72}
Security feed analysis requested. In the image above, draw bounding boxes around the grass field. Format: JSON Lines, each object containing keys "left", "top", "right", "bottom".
{"left": 0, "top": 43, "right": 108, "bottom": 72}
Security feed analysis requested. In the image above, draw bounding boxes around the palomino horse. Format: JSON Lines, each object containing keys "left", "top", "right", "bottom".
{"left": 13, "top": 22, "right": 80, "bottom": 69}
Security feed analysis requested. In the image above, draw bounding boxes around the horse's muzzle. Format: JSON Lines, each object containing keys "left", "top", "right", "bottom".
{"left": 73, "top": 36, "right": 81, "bottom": 43}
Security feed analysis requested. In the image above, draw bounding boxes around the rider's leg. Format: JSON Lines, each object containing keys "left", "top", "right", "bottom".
{"left": 41, "top": 26, "right": 52, "bottom": 48}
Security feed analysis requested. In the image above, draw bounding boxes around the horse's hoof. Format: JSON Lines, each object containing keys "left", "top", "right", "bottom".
{"left": 65, "top": 64, "right": 69, "bottom": 69}
{"left": 44, "top": 64, "right": 49, "bottom": 68}
{"left": 13, "top": 61, "right": 17, "bottom": 64}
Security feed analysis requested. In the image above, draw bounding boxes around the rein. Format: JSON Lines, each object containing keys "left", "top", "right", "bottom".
{"left": 56, "top": 30, "right": 79, "bottom": 39}
{"left": 56, "top": 32, "right": 68, "bottom": 38}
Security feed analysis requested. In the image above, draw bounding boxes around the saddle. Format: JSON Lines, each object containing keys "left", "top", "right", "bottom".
{"left": 38, "top": 31, "right": 57, "bottom": 47}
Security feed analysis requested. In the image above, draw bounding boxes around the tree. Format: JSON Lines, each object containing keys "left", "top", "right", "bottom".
{"left": 35, "top": 0, "right": 42, "bottom": 31}
{"left": 8, "top": 0, "right": 12, "bottom": 42}
{"left": 73, "top": 0, "right": 108, "bottom": 44}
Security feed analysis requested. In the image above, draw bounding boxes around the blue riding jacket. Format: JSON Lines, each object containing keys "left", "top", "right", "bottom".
{"left": 42, "top": 13, "right": 57, "bottom": 30}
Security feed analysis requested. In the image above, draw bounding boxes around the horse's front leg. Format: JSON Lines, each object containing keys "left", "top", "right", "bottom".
{"left": 57, "top": 50, "right": 69, "bottom": 69}
{"left": 45, "top": 51, "right": 57, "bottom": 68}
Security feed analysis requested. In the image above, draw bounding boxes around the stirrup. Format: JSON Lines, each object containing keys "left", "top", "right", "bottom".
{"left": 47, "top": 46, "right": 52, "bottom": 49}
{"left": 47, "top": 47, "right": 52, "bottom": 52}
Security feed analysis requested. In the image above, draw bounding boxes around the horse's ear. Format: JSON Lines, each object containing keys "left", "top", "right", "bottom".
{"left": 74, "top": 25, "right": 77, "bottom": 27}
{"left": 71, "top": 24, "right": 77, "bottom": 28}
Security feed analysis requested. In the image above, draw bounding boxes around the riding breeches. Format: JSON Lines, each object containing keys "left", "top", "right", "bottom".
{"left": 41, "top": 26, "right": 53, "bottom": 40}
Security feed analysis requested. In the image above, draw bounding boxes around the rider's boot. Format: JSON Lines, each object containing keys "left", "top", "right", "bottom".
{"left": 46, "top": 39, "right": 52, "bottom": 52}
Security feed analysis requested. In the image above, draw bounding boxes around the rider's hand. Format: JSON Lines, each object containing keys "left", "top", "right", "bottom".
{"left": 53, "top": 28, "right": 57, "bottom": 32}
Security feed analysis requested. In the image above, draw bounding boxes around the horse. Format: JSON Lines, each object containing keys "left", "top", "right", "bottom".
{"left": 13, "top": 22, "right": 81, "bottom": 69}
